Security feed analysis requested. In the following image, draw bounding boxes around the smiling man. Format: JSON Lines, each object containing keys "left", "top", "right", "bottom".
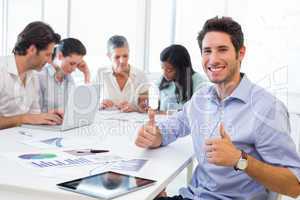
{"left": 0, "top": 21, "right": 62, "bottom": 130}
{"left": 135, "top": 17, "right": 300, "bottom": 199}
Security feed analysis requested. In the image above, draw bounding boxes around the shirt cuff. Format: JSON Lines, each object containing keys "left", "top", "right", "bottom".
{"left": 157, "top": 121, "right": 174, "bottom": 146}
{"left": 288, "top": 167, "right": 300, "bottom": 183}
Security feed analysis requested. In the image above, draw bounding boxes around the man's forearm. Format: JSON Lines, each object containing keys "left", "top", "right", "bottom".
{"left": 246, "top": 155, "right": 300, "bottom": 197}
{"left": 0, "top": 115, "right": 23, "bottom": 130}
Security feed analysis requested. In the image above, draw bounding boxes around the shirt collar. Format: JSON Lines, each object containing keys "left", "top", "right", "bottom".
{"left": 6, "top": 55, "right": 19, "bottom": 76}
{"left": 229, "top": 73, "right": 252, "bottom": 103}
{"left": 208, "top": 73, "right": 252, "bottom": 104}
{"left": 5, "top": 55, "right": 34, "bottom": 81}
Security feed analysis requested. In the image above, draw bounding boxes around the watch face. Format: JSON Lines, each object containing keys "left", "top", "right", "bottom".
{"left": 238, "top": 159, "right": 248, "bottom": 170}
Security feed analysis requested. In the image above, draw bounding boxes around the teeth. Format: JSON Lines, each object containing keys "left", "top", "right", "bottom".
{"left": 210, "top": 67, "right": 223, "bottom": 72}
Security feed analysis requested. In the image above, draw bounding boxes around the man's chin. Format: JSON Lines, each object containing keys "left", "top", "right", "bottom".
{"left": 209, "top": 78, "right": 225, "bottom": 84}
{"left": 35, "top": 65, "right": 45, "bottom": 72}
{"left": 116, "top": 66, "right": 128, "bottom": 74}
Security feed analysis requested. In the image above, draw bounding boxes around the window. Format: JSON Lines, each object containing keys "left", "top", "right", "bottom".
{"left": 69, "top": 0, "right": 139, "bottom": 79}
{"left": 6, "top": 0, "right": 42, "bottom": 53}
{"left": 148, "top": 0, "right": 226, "bottom": 73}
{"left": 0, "top": 0, "right": 4, "bottom": 56}
{"left": 148, "top": 0, "right": 173, "bottom": 73}
{"left": 43, "top": 0, "right": 68, "bottom": 38}
{"left": 175, "top": 0, "right": 226, "bottom": 73}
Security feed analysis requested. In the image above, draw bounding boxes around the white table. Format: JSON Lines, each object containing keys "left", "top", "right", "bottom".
{"left": 0, "top": 111, "right": 194, "bottom": 200}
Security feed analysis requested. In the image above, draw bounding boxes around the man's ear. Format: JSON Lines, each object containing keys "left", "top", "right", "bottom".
{"left": 27, "top": 44, "right": 37, "bottom": 55}
{"left": 238, "top": 46, "right": 246, "bottom": 61}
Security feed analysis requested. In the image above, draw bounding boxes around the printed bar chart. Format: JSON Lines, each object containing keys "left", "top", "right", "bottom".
{"left": 31, "top": 157, "right": 94, "bottom": 168}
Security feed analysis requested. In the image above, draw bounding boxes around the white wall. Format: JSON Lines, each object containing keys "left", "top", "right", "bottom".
{"left": 0, "top": 1, "right": 299, "bottom": 113}
{"left": 0, "top": 1, "right": 300, "bottom": 199}
{"left": 227, "top": 0, "right": 300, "bottom": 114}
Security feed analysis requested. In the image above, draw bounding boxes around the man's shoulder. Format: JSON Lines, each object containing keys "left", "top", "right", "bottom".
{"left": 32, "top": 71, "right": 41, "bottom": 84}
{"left": 36, "top": 65, "right": 51, "bottom": 82}
{"left": 0, "top": 55, "right": 15, "bottom": 72}
{"left": 249, "top": 83, "right": 288, "bottom": 114}
{"left": 0, "top": 64, "right": 6, "bottom": 73}
{"left": 38, "top": 64, "right": 50, "bottom": 75}
{"left": 0, "top": 56, "right": 8, "bottom": 68}
{"left": 193, "top": 83, "right": 214, "bottom": 97}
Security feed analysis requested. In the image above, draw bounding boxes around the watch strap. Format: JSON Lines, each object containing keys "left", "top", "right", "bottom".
{"left": 234, "top": 150, "right": 248, "bottom": 171}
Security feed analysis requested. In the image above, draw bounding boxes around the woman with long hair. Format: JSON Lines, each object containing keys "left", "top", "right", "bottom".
{"left": 158, "top": 44, "right": 207, "bottom": 112}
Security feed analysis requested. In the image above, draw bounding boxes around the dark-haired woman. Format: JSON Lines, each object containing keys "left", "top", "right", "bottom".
{"left": 38, "top": 38, "right": 90, "bottom": 112}
{"left": 158, "top": 44, "right": 207, "bottom": 112}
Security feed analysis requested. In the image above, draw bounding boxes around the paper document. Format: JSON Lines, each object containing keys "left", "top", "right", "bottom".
{"left": 110, "top": 159, "right": 147, "bottom": 172}
{"left": 22, "top": 136, "right": 100, "bottom": 149}
{"left": 1, "top": 150, "right": 99, "bottom": 169}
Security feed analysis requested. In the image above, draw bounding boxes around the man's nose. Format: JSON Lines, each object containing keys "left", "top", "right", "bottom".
{"left": 208, "top": 52, "right": 220, "bottom": 66}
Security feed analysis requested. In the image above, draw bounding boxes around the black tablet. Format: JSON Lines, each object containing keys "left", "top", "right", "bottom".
{"left": 57, "top": 171, "right": 156, "bottom": 199}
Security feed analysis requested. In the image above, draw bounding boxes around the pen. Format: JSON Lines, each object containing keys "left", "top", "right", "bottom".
{"left": 90, "top": 149, "right": 109, "bottom": 153}
{"left": 76, "top": 149, "right": 109, "bottom": 154}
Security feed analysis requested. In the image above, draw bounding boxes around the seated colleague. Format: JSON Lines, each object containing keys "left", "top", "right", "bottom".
{"left": 157, "top": 44, "right": 207, "bottom": 112}
{"left": 94, "top": 35, "right": 148, "bottom": 112}
{"left": 0, "top": 21, "right": 62, "bottom": 130}
{"left": 38, "top": 38, "right": 90, "bottom": 112}
{"left": 135, "top": 17, "right": 300, "bottom": 199}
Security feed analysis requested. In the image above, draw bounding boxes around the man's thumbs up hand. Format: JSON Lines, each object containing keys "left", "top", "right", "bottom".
{"left": 135, "top": 109, "right": 162, "bottom": 149}
{"left": 204, "top": 123, "right": 241, "bottom": 167}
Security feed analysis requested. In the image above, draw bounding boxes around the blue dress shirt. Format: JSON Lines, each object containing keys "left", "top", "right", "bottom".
{"left": 158, "top": 73, "right": 300, "bottom": 199}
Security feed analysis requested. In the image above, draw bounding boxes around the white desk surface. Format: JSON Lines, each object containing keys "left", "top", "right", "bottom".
{"left": 0, "top": 111, "right": 194, "bottom": 200}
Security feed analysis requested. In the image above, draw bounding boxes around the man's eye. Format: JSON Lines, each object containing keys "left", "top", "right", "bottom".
{"left": 219, "top": 48, "right": 228, "bottom": 52}
{"left": 203, "top": 50, "right": 211, "bottom": 54}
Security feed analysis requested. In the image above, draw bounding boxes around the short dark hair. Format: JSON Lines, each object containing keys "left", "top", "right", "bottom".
{"left": 159, "top": 44, "right": 195, "bottom": 103}
{"left": 197, "top": 16, "right": 244, "bottom": 53}
{"left": 52, "top": 38, "right": 86, "bottom": 60}
{"left": 13, "top": 21, "right": 61, "bottom": 55}
{"left": 107, "top": 35, "right": 129, "bottom": 54}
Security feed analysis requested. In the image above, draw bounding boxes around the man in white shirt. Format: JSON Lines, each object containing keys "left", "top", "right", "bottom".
{"left": 0, "top": 21, "right": 62, "bottom": 130}
{"left": 94, "top": 35, "right": 148, "bottom": 112}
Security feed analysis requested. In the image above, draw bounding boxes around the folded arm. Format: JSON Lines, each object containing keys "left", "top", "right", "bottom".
{"left": 246, "top": 156, "right": 300, "bottom": 197}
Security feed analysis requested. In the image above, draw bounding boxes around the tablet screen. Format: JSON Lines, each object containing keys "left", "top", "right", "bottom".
{"left": 57, "top": 171, "right": 156, "bottom": 199}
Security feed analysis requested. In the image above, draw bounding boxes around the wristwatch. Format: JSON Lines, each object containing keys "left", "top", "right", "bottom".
{"left": 234, "top": 150, "right": 248, "bottom": 171}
